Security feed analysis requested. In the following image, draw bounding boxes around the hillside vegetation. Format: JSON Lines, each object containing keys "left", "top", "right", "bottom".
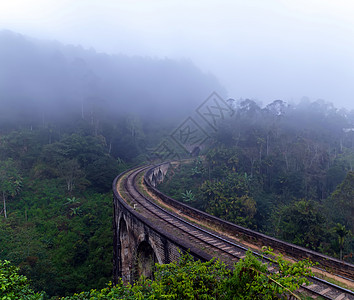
{"left": 159, "top": 99, "right": 354, "bottom": 262}
{"left": 0, "top": 31, "right": 225, "bottom": 297}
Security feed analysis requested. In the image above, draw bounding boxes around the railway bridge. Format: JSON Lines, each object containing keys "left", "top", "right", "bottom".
{"left": 113, "top": 161, "right": 354, "bottom": 299}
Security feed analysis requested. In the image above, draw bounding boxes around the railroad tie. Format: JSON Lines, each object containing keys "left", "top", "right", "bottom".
{"left": 214, "top": 242, "right": 224, "bottom": 247}
{"left": 223, "top": 246, "right": 233, "bottom": 250}
{"left": 307, "top": 284, "right": 318, "bottom": 289}
{"left": 334, "top": 293, "right": 346, "bottom": 300}
{"left": 220, "top": 246, "right": 232, "bottom": 250}
{"left": 320, "top": 288, "right": 331, "bottom": 295}
{"left": 204, "top": 238, "right": 214, "bottom": 241}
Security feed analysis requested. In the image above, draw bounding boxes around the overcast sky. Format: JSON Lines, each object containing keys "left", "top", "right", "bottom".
{"left": 1, "top": 0, "right": 354, "bottom": 109}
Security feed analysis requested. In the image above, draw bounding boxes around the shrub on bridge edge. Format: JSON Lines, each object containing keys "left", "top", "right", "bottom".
{"left": 61, "top": 248, "right": 314, "bottom": 300}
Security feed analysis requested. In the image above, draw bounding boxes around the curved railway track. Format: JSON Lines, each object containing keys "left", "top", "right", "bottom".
{"left": 117, "top": 164, "right": 354, "bottom": 300}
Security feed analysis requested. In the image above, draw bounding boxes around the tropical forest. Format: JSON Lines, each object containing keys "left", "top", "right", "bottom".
{"left": 0, "top": 31, "right": 353, "bottom": 299}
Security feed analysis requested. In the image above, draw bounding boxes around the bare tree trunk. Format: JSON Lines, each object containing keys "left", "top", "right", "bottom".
{"left": 109, "top": 141, "right": 112, "bottom": 154}
{"left": 266, "top": 134, "right": 270, "bottom": 156}
{"left": 284, "top": 152, "right": 289, "bottom": 171}
{"left": 3, "top": 191, "right": 7, "bottom": 219}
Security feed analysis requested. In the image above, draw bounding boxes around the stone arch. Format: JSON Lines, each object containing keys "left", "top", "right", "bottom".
{"left": 156, "top": 168, "right": 163, "bottom": 183}
{"left": 134, "top": 240, "right": 158, "bottom": 280}
{"left": 151, "top": 172, "right": 157, "bottom": 187}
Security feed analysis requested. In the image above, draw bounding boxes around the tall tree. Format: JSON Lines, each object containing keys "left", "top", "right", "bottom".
{"left": 200, "top": 173, "right": 257, "bottom": 227}
{"left": 275, "top": 199, "right": 326, "bottom": 250}
{"left": 0, "top": 159, "right": 22, "bottom": 218}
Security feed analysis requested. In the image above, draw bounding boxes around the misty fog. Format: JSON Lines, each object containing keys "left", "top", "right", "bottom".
{"left": 0, "top": 30, "right": 225, "bottom": 127}
{"left": 1, "top": 1, "right": 354, "bottom": 111}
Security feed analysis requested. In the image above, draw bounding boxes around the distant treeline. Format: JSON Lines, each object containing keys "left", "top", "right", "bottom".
{"left": 0, "top": 30, "right": 225, "bottom": 129}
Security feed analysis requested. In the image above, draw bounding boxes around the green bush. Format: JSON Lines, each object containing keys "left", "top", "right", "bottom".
{"left": 0, "top": 260, "right": 44, "bottom": 299}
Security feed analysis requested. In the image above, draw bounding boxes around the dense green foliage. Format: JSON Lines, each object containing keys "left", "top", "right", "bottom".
{"left": 0, "top": 122, "right": 133, "bottom": 297}
{"left": 160, "top": 99, "right": 354, "bottom": 262}
{"left": 0, "top": 260, "right": 44, "bottom": 299}
{"left": 1, "top": 250, "right": 313, "bottom": 299}
{"left": 0, "top": 179, "right": 114, "bottom": 297}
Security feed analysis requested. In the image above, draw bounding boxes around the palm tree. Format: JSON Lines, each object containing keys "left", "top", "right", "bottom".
{"left": 333, "top": 223, "right": 349, "bottom": 260}
{"left": 64, "top": 197, "right": 80, "bottom": 205}
{"left": 182, "top": 190, "right": 195, "bottom": 203}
